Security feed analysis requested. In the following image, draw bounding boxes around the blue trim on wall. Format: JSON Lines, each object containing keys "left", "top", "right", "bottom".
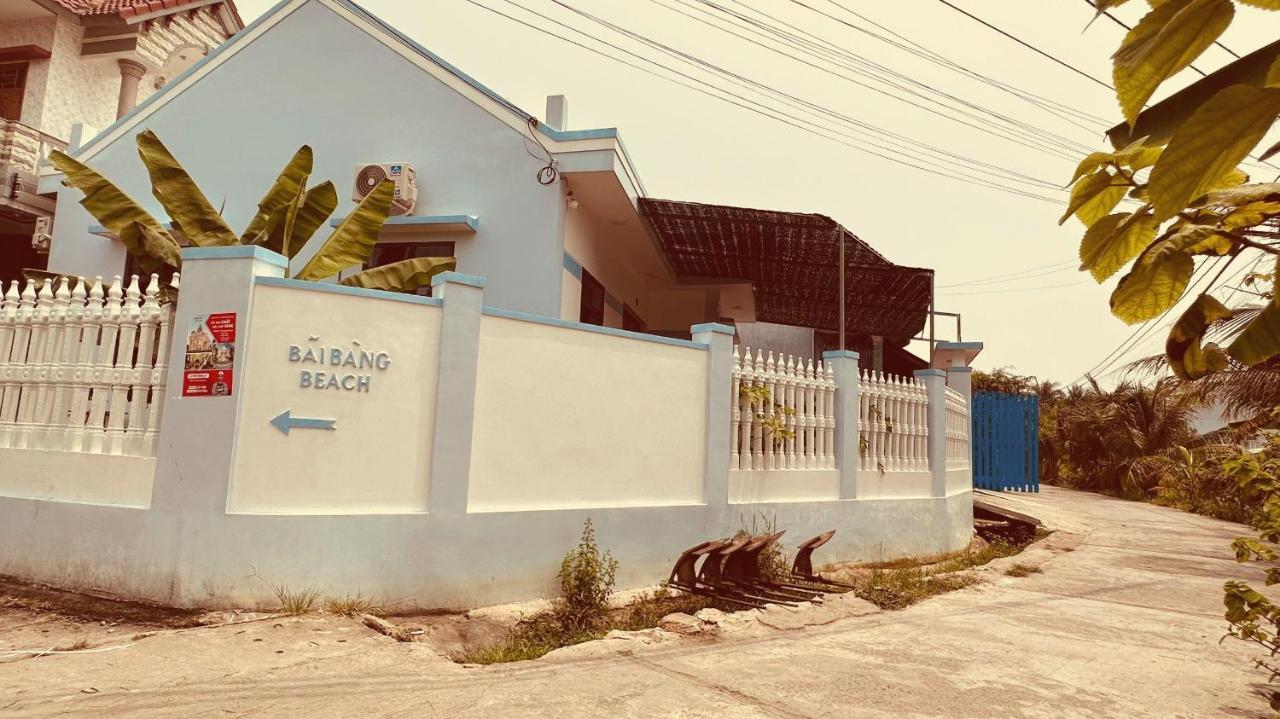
{"left": 256, "top": 276, "right": 443, "bottom": 307}
{"left": 483, "top": 306, "right": 707, "bottom": 350}
{"left": 936, "top": 341, "right": 984, "bottom": 351}
{"left": 183, "top": 245, "right": 289, "bottom": 269}
{"left": 822, "top": 350, "right": 861, "bottom": 361}
{"left": 541, "top": 127, "right": 619, "bottom": 141}
{"left": 913, "top": 369, "right": 946, "bottom": 378}
{"left": 691, "top": 322, "right": 735, "bottom": 336}
{"left": 946, "top": 366, "right": 974, "bottom": 374}
{"left": 562, "top": 252, "right": 583, "bottom": 281}
{"left": 328, "top": 213, "right": 479, "bottom": 231}
{"left": 604, "top": 293, "right": 624, "bottom": 315}
{"left": 431, "top": 271, "right": 486, "bottom": 288}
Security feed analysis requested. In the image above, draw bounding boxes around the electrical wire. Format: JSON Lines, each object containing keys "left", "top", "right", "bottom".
{"left": 815, "top": 0, "right": 1110, "bottom": 127}
{"left": 931, "top": 0, "right": 1116, "bottom": 92}
{"left": 460, "top": 0, "right": 1066, "bottom": 203}
{"left": 940, "top": 280, "right": 1089, "bottom": 296}
{"left": 936, "top": 260, "right": 1078, "bottom": 288}
{"left": 678, "top": 0, "right": 1100, "bottom": 157}
{"left": 936, "top": 261, "right": 1078, "bottom": 289}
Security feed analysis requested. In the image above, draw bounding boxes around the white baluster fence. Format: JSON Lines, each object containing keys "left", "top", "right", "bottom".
{"left": 944, "top": 386, "right": 970, "bottom": 471}
{"left": 859, "top": 370, "right": 928, "bottom": 475}
{"left": 0, "top": 273, "right": 178, "bottom": 458}
{"left": 731, "top": 346, "right": 836, "bottom": 472}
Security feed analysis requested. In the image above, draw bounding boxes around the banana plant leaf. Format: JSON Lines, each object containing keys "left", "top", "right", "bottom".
{"left": 289, "top": 181, "right": 338, "bottom": 258}
{"left": 241, "top": 145, "right": 313, "bottom": 242}
{"left": 48, "top": 149, "right": 168, "bottom": 239}
{"left": 293, "top": 180, "right": 393, "bottom": 281}
{"left": 120, "top": 221, "right": 183, "bottom": 273}
{"left": 136, "top": 130, "right": 238, "bottom": 247}
{"left": 258, "top": 187, "right": 301, "bottom": 257}
{"left": 21, "top": 268, "right": 179, "bottom": 304}
{"left": 340, "top": 257, "right": 457, "bottom": 292}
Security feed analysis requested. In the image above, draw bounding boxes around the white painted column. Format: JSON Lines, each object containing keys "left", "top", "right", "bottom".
{"left": 692, "top": 322, "right": 734, "bottom": 507}
{"left": 427, "top": 272, "right": 486, "bottom": 517}
{"left": 823, "top": 349, "right": 860, "bottom": 499}
{"left": 915, "top": 368, "right": 948, "bottom": 498}
{"left": 151, "top": 246, "right": 288, "bottom": 513}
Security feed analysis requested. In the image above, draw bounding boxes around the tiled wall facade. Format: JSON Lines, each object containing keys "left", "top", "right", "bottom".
{"left": 0, "top": 8, "right": 231, "bottom": 145}
{"left": 0, "top": 17, "right": 57, "bottom": 131}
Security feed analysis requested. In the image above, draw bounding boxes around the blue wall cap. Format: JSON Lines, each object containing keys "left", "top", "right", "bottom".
{"left": 945, "top": 366, "right": 974, "bottom": 373}
{"left": 936, "top": 341, "right": 984, "bottom": 351}
{"left": 690, "top": 322, "right": 735, "bottom": 336}
{"left": 822, "top": 350, "right": 861, "bottom": 361}
{"left": 913, "top": 368, "right": 946, "bottom": 378}
{"left": 183, "top": 245, "right": 289, "bottom": 269}
{"left": 431, "top": 271, "right": 486, "bottom": 288}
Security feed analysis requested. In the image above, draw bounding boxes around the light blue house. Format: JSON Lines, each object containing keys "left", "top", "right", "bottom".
{"left": 41, "top": 0, "right": 935, "bottom": 357}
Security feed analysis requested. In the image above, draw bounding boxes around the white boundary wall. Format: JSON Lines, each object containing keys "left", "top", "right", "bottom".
{"left": 0, "top": 247, "right": 975, "bottom": 609}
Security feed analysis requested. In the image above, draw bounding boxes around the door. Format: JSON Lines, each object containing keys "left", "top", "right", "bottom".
{"left": 971, "top": 391, "right": 1040, "bottom": 492}
{"left": 0, "top": 63, "right": 27, "bottom": 121}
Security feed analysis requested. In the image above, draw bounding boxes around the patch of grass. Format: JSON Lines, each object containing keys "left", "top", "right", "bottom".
{"left": 849, "top": 538, "right": 1035, "bottom": 610}
{"left": 248, "top": 567, "right": 319, "bottom": 616}
{"left": 851, "top": 569, "right": 979, "bottom": 611}
{"left": 1004, "top": 563, "right": 1042, "bottom": 577}
{"left": 325, "top": 593, "right": 381, "bottom": 616}
{"left": 459, "top": 589, "right": 720, "bottom": 665}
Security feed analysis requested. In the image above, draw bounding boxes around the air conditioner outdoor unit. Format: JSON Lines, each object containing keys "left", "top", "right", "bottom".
{"left": 31, "top": 215, "right": 52, "bottom": 253}
{"left": 353, "top": 162, "right": 417, "bottom": 216}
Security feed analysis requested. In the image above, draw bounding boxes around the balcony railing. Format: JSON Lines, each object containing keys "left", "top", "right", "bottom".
{"left": 0, "top": 118, "right": 67, "bottom": 178}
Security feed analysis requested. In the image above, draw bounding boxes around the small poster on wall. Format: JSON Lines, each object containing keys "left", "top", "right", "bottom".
{"left": 182, "top": 312, "right": 237, "bottom": 397}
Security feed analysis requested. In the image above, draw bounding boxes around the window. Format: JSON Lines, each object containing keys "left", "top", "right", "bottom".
{"left": 367, "top": 241, "right": 455, "bottom": 296}
{"left": 579, "top": 268, "right": 605, "bottom": 326}
{"left": 0, "top": 63, "right": 26, "bottom": 121}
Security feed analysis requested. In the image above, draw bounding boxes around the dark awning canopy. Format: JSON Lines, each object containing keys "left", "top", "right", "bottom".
{"left": 640, "top": 198, "right": 933, "bottom": 341}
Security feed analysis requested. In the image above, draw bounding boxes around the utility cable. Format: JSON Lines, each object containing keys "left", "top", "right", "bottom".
{"left": 461, "top": 0, "right": 1064, "bottom": 202}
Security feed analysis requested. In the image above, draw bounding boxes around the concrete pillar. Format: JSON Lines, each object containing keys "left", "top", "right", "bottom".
{"left": 823, "top": 349, "right": 860, "bottom": 499}
{"left": 692, "top": 322, "right": 734, "bottom": 508}
{"left": 545, "top": 94, "right": 568, "bottom": 131}
{"left": 915, "top": 368, "right": 948, "bottom": 498}
{"left": 946, "top": 366, "right": 973, "bottom": 406}
{"left": 427, "top": 271, "right": 486, "bottom": 516}
{"left": 116, "top": 59, "right": 147, "bottom": 119}
{"left": 871, "top": 335, "right": 884, "bottom": 372}
{"left": 151, "top": 246, "right": 288, "bottom": 512}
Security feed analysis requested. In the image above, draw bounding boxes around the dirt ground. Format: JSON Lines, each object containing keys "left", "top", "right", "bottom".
{"left": 1, "top": 487, "right": 1275, "bottom": 718}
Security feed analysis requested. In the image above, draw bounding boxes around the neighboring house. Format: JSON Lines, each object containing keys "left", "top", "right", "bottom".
{"left": 39, "top": 0, "right": 934, "bottom": 367}
{"left": 0, "top": 0, "right": 242, "bottom": 284}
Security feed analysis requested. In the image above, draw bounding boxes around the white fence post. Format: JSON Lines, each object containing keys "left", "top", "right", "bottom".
{"left": 427, "top": 271, "right": 487, "bottom": 517}
{"left": 915, "top": 368, "right": 948, "bottom": 497}
{"left": 823, "top": 350, "right": 860, "bottom": 498}
{"left": 693, "top": 323, "right": 734, "bottom": 507}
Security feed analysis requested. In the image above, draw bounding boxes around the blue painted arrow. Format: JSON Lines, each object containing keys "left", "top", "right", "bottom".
{"left": 270, "top": 409, "right": 337, "bottom": 436}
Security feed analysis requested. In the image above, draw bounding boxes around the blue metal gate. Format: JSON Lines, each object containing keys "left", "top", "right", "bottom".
{"left": 971, "top": 392, "right": 1039, "bottom": 492}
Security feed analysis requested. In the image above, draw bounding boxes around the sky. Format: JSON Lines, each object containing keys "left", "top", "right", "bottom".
{"left": 233, "top": 0, "right": 1280, "bottom": 385}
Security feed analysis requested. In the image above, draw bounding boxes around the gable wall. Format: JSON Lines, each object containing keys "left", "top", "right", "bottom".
{"left": 50, "top": 0, "right": 566, "bottom": 317}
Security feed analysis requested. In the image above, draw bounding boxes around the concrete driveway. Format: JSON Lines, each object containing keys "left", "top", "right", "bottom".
{"left": 2, "top": 486, "right": 1272, "bottom": 718}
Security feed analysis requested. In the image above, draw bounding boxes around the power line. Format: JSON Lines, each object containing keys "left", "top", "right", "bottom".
{"left": 459, "top": 0, "right": 1065, "bottom": 202}
{"left": 559, "top": 0, "right": 1086, "bottom": 165}
{"left": 937, "top": 262, "right": 1078, "bottom": 289}
{"left": 936, "top": 260, "right": 1077, "bottom": 288}
{"left": 932, "top": 0, "right": 1116, "bottom": 92}
{"left": 805, "top": 0, "right": 1111, "bottom": 127}
{"left": 941, "top": 280, "right": 1089, "bottom": 296}
{"left": 683, "top": 0, "right": 1099, "bottom": 157}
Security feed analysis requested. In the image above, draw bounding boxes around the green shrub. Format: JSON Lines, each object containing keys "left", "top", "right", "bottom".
{"left": 553, "top": 519, "right": 618, "bottom": 631}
